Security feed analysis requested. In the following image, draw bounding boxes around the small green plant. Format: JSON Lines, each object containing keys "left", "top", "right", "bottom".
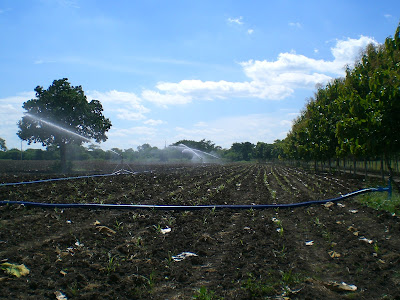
{"left": 153, "top": 224, "right": 162, "bottom": 233}
{"left": 374, "top": 242, "right": 379, "bottom": 254}
{"left": 114, "top": 220, "right": 123, "bottom": 231}
{"left": 242, "top": 273, "right": 276, "bottom": 297}
{"left": 106, "top": 253, "right": 119, "bottom": 274}
{"left": 193, "top": 286, "right": 222, "bottom": 300}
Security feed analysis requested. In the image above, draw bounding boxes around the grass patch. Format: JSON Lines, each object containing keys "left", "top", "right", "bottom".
{"left": 357, "top": 190, "right": 400, "bottom": 215}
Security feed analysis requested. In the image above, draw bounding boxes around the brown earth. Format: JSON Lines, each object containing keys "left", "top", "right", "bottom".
{"left": 0, "top": 163, "right": 399, "bottom": 299}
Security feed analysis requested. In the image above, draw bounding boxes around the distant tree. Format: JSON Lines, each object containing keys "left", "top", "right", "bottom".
{"left": 0, "top": 138, "right": 6, "bottom": 151}
{"left": 172, "top": 139, "right": 218, "bottom": 152}
{"left": 17, "top": 78, "right": 112, "bottom": 172}
{"left": 229, "top": 142, "right": 255, "bottom": 161}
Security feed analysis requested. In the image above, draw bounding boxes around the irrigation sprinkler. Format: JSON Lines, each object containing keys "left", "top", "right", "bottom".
{"left": 107, "top": 149, "right": 136, "bottom": 175}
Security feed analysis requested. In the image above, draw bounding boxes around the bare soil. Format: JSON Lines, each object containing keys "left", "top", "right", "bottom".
{"left": 1, "top": 163, "right": 399, "bottom": 299}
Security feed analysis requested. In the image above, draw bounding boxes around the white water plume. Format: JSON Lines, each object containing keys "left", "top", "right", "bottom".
{"left": 169, "top": 143, "right": 220, "bottom": 162}
{"left": 24, "top": 113, "right": 92, "bottom": 142}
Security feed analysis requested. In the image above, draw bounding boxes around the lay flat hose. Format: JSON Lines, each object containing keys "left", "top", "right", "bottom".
{"left": 0, "top": 186, "right": 391, "bottom": 210}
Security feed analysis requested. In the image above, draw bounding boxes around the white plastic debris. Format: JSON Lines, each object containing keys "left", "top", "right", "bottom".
{"left": 74, "top": 240, "right": 84, "bottom": 247}
{"left": 172, "top": 252, "right": 198, "bottom": 262}
{"left": 359, "top": 237, "right": 374, "bottom": 244}
{"left": 305, "top": 240, "right": 314, "bottom": 246}
{"left": 349, "top": 209, "right": 358, "bottom": 214}
{"left": 160, "top": 227, "right": 171, "bottom": 234}
{"left": 55, "top": 291, "right": 68, "bottom": 300}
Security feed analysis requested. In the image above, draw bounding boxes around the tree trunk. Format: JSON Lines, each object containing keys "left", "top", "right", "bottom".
{"left": 60, "top": 142, "right": 68, "bottom": 173}
{"left": 381, "top": 158, "right": 385, "bottom": 182}
{"left": 364, "top": 158, "right": 368, "bottom": 181}
{"left": 343, "top": 158, "right": 346, "bottom": 174}
{"left": 385, "top": 153, "right": 400, "bottom": 192}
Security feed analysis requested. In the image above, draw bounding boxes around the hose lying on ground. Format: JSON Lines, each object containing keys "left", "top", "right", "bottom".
{"left": 0, "top": 186, "right": 391, "bottom": 210}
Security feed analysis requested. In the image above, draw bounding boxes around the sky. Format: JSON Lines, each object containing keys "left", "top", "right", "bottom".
{"left": 0, "top": 0, "right": 399, "bottom": 151}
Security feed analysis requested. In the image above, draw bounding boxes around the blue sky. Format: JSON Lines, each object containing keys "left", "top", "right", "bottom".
{"left": 1, "top": 0, "right": 399, "bottom": 151}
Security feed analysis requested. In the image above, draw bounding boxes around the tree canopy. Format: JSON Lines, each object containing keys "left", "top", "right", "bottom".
{"left": 0, "top": 138, "right": 6, "bottom": 151}
{"left": 282, "top": 23, "right": 400, "bottom": 179}
{"left": 17, "top": 78, "right": 112, "bottom": 171}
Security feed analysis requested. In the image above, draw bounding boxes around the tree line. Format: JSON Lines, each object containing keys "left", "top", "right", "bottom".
{"left": 282, "top": 23, "right": 400, "bottom": 178}
{"left": 0, "top": 137, "right": 283, "bottom": 163}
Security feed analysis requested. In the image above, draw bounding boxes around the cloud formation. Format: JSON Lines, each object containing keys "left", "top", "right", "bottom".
{"left": 227, "top": 16, "right": 244, "bottom": 25}
{"left": 141, "top": 35, "right": 377, "bottom": 106}
{"left": 173, "top": 113, "right": 295, "bottom": 148}
{"left": 88, "top": 90, "right": 150, "bottom": 121}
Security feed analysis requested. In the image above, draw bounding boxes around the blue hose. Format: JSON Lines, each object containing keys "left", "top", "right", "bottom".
{"left": 0, "top": 186, "right": 390, "bottom": 210}
{"left": 0, "top": 169, "right": 142, "bottom": 187}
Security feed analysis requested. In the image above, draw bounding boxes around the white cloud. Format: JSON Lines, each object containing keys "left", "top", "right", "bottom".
{"left": 247, "top": 29, "right": 254, "bottom": 35}
{"left": 141, "top": 90, "right": 192, "bottom": 106}
{"left": 289, "top": 22, "right": 302, "bottom": 28}
{"left": 173, "top": 113, "right": 295, "bottom": 148}
{"left": 139, "top": 35, "right": 377, "bottom": 106}
{"left": 144, "top": 119, "right": 165, "bottom": 126}
{"left": 88, "top": 90, "right": 150, "bottom": 120}
{"left": 384, "top": 14, "right": 392, "bottom": 19}
{"left": 0, "top": 92, "right": 36, "bottom": 149}
{"left": 227, "top": 16, "right": 244, "bottom": 25}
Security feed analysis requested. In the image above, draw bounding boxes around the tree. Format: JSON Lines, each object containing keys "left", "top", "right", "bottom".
{"left": 229, "top": 142, "right": 255, "bottom": 161}
{"left": 17, "top": 78, "right": 112, "bottom": 171}
{"left": 0, "top": 138, "right": 6, "bottom": 151}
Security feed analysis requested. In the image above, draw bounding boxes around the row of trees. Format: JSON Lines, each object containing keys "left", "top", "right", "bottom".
{"left": 0, "top": 138, "right": 284, "bottom": 163}
{"left": 283, "top": 24, "right": 400, "bottom": 177}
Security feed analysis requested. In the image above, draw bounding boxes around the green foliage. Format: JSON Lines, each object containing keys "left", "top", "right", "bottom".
{"left": 0, "top": 137, "right": 7, "bottom": 151}
{"left": 357, "top": 190, "right": 400, "bottom": 215}
{"left": 193, "top": 286, "right": 222, "bottom": 300}
{"left": 17, "top": 78, "right": 112, "bottom": 171}
{"left": 283, "top": 23, "right": 400, "bottom": 177}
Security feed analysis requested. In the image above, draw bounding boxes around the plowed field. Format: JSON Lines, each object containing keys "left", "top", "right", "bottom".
{"left": 1, "top": 163, "right": 399, "bottom": 299}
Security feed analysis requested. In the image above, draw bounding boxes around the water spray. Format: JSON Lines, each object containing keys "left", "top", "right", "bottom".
{"left": 169, "top": 144, "right": 220, "bottom": 162}
{"left": 24, "top": 113, "right": 92, "bottom": 142}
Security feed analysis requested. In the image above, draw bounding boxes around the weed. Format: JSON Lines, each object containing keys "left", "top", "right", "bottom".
{"left": 374, "top": 242, "right": 379, "bottom": 254}
{"left": 114, "top": 220, "right": 123, "bottom": 231}
{"left": 68, "top": 281, "right": 79, "bottom": 297}
{"left": 193, "top": 286, "right": 222, "bottom": 300}
{"left": 357, "top": 190, "right": 400, "bottom": 215}
{"left": 106, "top": 252, "right": 119, "bottom": 274}
{"left": 242, "top": 273, "right": 276, "bottom": 297}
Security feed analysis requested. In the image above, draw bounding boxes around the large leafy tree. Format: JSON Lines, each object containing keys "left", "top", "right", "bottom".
{"left": 17, "top": 78, "right": 112, "bottom": 171}
{"left": 0, "top": 138, "right": 6, "bottom": 151}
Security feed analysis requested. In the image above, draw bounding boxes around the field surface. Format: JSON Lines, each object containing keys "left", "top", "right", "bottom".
{"left": 1, "top": 163, "right": 399, "bottom": 299}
